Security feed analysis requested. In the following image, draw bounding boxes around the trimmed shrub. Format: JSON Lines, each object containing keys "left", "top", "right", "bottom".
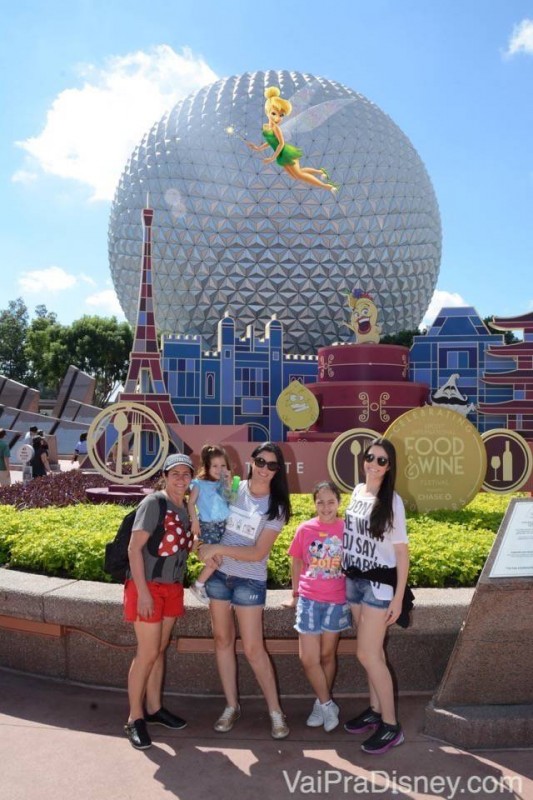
{"left": 0, "top": 489, "right": 518, "bottom": 587}
{"left": 0, "top": 470, "right": 157, "bottom": 509}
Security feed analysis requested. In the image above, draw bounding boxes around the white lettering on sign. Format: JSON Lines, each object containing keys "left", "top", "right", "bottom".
{"left": 245, "top": 460, "right": 304, "bottom": 474}
{"left": 405, "top": 435, "right": 465, "bottom": 476}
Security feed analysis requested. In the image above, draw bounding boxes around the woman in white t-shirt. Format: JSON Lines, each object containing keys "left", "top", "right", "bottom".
{"left": 198, "top": 442, "right": 292, "bottom": 740}
{"left": 198, "top": 442, "right": 291, "bottom": 739}
{"left": 341, "top": 437, "right": 409, "bottom": 755}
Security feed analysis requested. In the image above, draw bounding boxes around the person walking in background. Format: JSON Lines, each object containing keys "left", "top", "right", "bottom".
{"left": 23, "top": 425, "right": 38, "bottom": 442}
{"left": 30, "top": 433, "right": 50, "bottom": 478}
{"left": 0, "top": 429, "right": 11, "bottom": 487}
{"left": 71, "top": 432, "right": 88, "bottom": 464}
{"left": 188, "top": 444, "right": 233, "bottom": 605}
{"left": 124, "top": 453, "right": 195, "bottom": 751}
{"left": 198, "top": 442, "right": 292, "bottom": 739}
{"left": 342, "top": 437, "right": 409, "bottom": 754}
{"left": 287, "top": 480, "right": 351, "bottom": 733}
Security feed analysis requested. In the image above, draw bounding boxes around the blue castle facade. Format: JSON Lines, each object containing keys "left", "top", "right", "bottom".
{"left": 162, "top": 315, "right": 318, "bottom": 441}
{"left": 162, "top": 307, "right": 517, "bottom": 440}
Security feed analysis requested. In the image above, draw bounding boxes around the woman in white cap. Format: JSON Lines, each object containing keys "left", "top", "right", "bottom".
{"left": 123, "top": 453, "right": 194, "bottom": 750}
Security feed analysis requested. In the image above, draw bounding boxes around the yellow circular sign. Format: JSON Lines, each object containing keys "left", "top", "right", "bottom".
{"left": 385, "top": 406, "right": 487, "bottom": 512}
{"left": 481, "top": 428, "right": 533, "bottom": 494}
{"left": 327, "top": 428, "right": 381, "bottom": 493}
{"left": 87, "top": 401, "right": 170, "bottom": 485}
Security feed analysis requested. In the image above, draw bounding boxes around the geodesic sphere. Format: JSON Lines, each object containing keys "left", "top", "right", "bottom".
{"left": 109, "top": 70, "right": 441, "bottom": 353}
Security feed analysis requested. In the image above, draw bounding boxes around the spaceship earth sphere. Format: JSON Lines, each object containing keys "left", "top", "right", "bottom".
{"left": 109, "top": 70, "right": 441, "bottom": 353}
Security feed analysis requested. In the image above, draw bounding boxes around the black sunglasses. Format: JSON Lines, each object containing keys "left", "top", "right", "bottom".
{"left": 364, "top": 453, "right": 389, "bottom": 467}
{"left": 254, "top": 456, "right": 280, "bottom": 472}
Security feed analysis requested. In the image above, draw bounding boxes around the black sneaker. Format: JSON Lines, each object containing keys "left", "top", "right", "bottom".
{"left": 124, "top": 718, "right": 152, "bottom": 750}
{"left": 344, "top": 706, "right": 382, "bottom": 734}
{"left": 361, "top": 721, "right": 404, "bottom": 754}
{"left": 145, "top": 707, "right": 187, "bottom": 729}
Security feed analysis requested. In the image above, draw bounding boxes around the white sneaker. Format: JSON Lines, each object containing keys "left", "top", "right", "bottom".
{"left": 322, "top": 701, "right": 340, "bottom": 733}
{"left": 214, "top": 705, "right": 240, "bottom": 732}
{"left": 306, "top": 698, "right": 324, "bottom": 727}
{"left": 270, "top": 710, "right": 290, "bottom": 739}
{"left": 190, "top": 583, "right": 210, "bottom": 605}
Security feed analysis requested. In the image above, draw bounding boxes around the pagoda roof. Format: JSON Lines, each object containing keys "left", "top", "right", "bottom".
{"left": 478, "top": 400, "right": 533, "bottom": 414}
{"left": 486, "top": 342, "right": 533, "bottom": 357}
{"left": 490, "top": 311, "right": 533, "bottom": 331}
{"left": 482, "top": 370, "right": 533, "bottom": 385}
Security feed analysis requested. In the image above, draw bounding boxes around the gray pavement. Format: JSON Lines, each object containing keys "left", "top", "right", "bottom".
{"left": 0, "top": 669, "right": 531, "bottom": 800}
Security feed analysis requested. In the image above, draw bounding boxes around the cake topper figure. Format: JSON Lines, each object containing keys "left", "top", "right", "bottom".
{"left": 345, "top": 289, "right": 382, "bottom": 344}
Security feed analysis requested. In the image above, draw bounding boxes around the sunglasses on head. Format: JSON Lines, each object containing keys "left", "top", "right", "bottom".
{"left": 254, "top": 456, "right": 280, "bottom": 472}
{"left": 364, "top": 453, "right": 389, "bottom": 467}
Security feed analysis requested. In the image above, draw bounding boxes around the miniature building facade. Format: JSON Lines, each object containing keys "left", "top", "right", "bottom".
{"left": 409, "top": 307, "right": 515, "bottom": 434}
{"left": 162, "top": 315, "right": 317, "bottom": 442}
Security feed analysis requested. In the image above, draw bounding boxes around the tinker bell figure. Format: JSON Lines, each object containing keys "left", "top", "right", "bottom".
{"left": 246, "top": 86, "right": 339, "bottom": 194}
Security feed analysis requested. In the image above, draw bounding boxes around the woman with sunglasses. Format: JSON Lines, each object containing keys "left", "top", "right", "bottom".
{"left": 198, "top": 442, "right": 292, "bottom": 739}
{"left": 342, "top": 437, "right": 409, "bottom": 755}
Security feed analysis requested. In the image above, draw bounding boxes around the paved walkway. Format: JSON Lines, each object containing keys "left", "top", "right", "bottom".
{"left": 0, "top": 669, "right": 531, "bottom": 800}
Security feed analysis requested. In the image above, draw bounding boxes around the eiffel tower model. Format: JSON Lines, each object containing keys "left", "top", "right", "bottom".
{"left": 118, "top": 202, "right": 183, "bottom": 453}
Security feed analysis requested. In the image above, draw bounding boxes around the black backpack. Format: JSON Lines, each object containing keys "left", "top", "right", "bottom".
{"left": 104, "top": 494, "right": 167, "bottom": 582}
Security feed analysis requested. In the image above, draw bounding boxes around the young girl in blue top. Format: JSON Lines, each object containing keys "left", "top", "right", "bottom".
{"left": 188, "top": 444, "right": 233, "bottom": 604}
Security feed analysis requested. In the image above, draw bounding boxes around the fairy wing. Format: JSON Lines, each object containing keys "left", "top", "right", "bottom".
{"left": 285, "top": 80, "right": 325, "bottom": 117}
{"left": 282, "top": 98, "right": 355, "bottom": 140}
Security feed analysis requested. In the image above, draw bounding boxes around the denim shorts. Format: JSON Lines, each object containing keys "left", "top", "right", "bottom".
{"left": 205, "top": 570, "right": 267, "bottom": 607}
{"left": 295, "top": 596, "right": 352, "bottom": 635}
{"left": 199, "top": 519, "right": 225, "bottom": 544}
{"left": 346, "top": 577, "right": 390, "bottom": 610}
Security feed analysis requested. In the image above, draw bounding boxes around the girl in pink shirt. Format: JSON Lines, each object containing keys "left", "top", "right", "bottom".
{"left": 287, "top": 481, "right": 351, "bottom": 732}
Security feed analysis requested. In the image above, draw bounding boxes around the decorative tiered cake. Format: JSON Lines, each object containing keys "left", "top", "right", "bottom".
{"left": 286, "top": 291, "right": 428, "bottom": 442}
{"left": 288, "top": 343, "right": 428, "bottom": 442}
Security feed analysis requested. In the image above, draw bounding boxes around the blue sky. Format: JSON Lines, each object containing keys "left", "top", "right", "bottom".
{"left": 1, "top": 0, "right": 532, "bottom": 330}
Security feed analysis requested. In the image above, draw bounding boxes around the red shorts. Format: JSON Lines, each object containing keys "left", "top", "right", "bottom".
{"left": 123, "top": 580, "right": 185, "bottom": 623}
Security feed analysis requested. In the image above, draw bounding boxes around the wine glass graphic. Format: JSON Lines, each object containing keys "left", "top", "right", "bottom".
{"left": 490, "top": 454, "right": 501, "bottom": 481}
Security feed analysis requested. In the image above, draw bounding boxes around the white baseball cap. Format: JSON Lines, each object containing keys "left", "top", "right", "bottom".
{"left": 163, "top": 453, "right": 193, "bottom": 473}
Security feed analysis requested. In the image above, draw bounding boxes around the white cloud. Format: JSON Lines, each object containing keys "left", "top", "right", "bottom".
{"left": 85, "top": 289, "right": 125, "bottom": 318}
{"left": 18, "top": 266, "right": 78, "bottom": 294}
{"left": 421, "top": 290, "right": 468, "bottom": 329}
{"left": 11, "top": 169, "right": 38, "bottom": 184}
{"left": 79, "top": 273, "right": 97, "bottom": 287}
{"left": 505, "top": 18, "right": 533, "bottom": 57}
{"left": 15, "top": 45, "right": 218, "bottom": 202}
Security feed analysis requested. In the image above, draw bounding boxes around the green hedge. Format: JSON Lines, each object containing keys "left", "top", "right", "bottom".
{"left": 0, "top": 492, "right": 517, "bottom": 587}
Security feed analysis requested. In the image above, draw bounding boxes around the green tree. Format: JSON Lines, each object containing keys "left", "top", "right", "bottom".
{"left": 25, "top": 307, "right": 69, "bottom": 393}
{"left": 380, "top": 328, "right": 425, "bottom": 348}
{"left": 63, "top": 316, "right": 133, "bottom": 405}
{"left": 0, "top": 298, "right": 29, "bottom": 381}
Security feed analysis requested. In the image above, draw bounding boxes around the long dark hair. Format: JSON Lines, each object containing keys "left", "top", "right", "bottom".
{"left": 248, "top": 442, "right": 292, "bottom": 523}
{"left": 364, "top": 437, "right": 397, "bottom": 541}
